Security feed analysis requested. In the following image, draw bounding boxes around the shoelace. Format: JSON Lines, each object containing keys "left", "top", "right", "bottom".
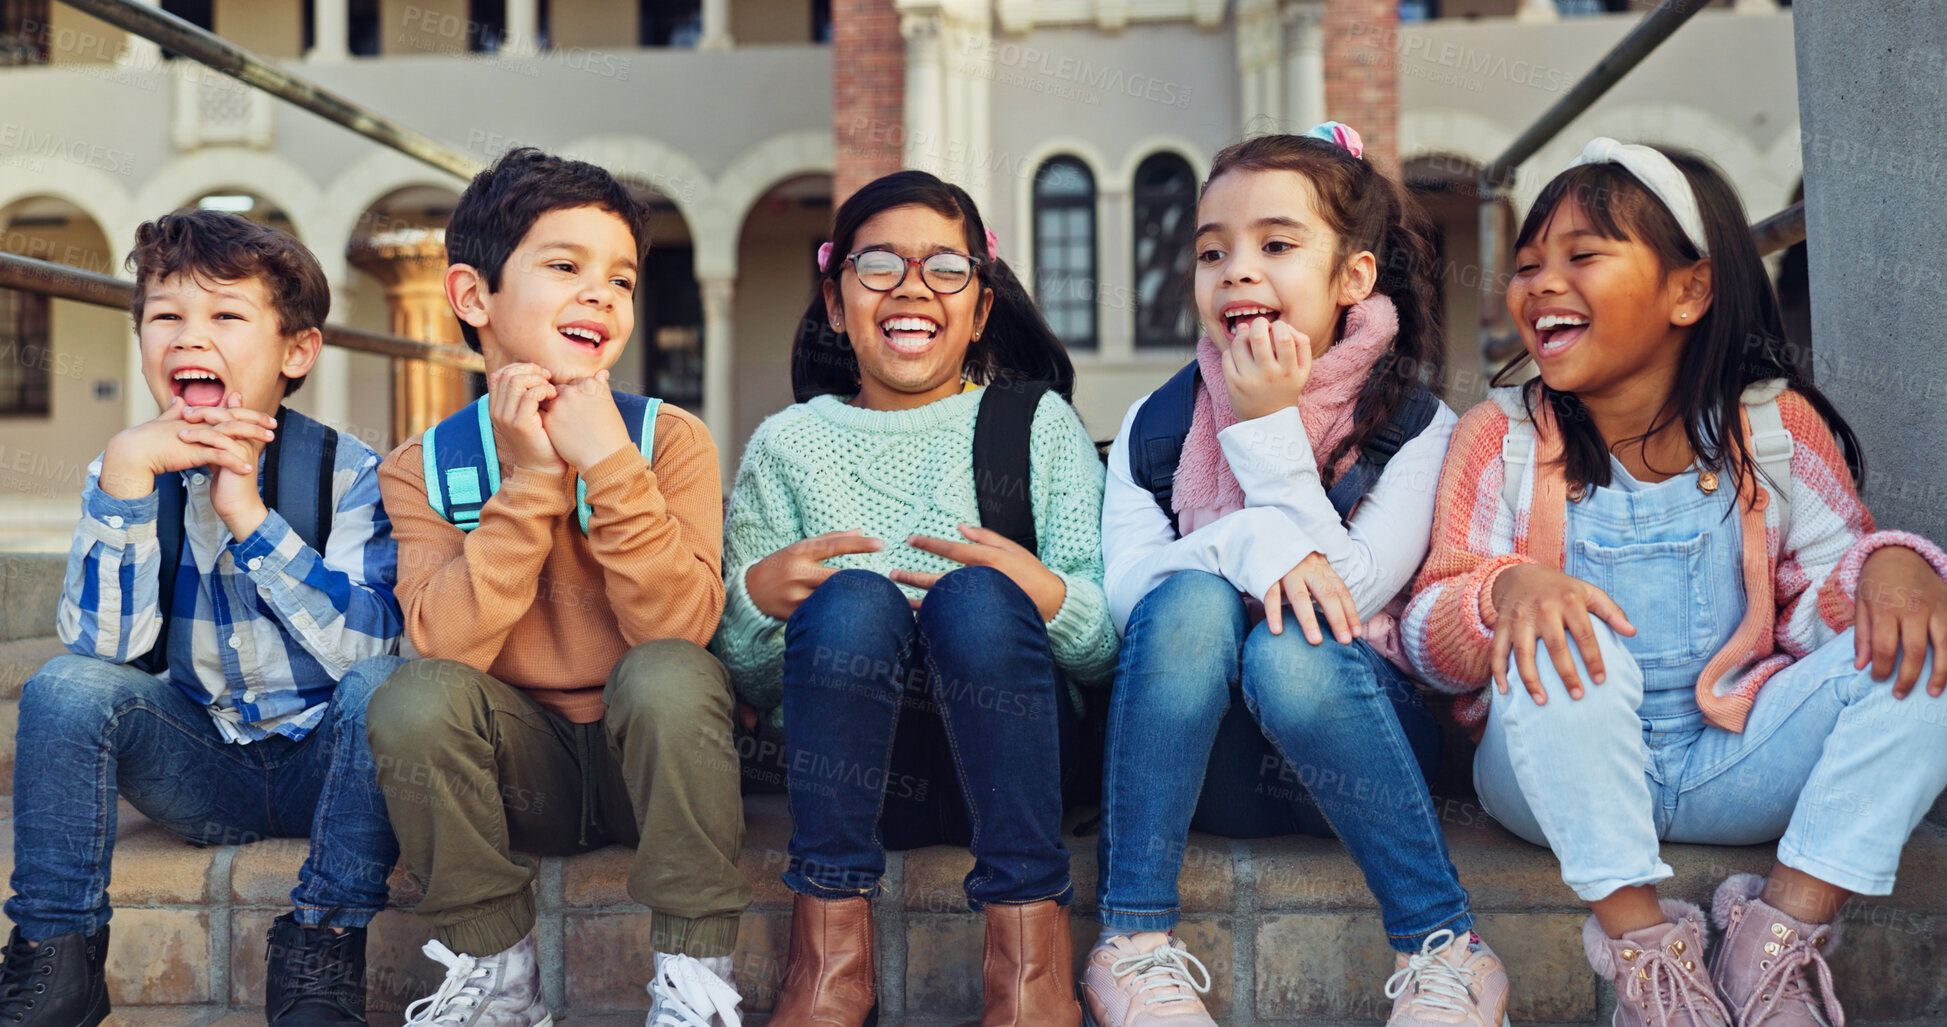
{"left": 1383, "top": 930, "right": 1480, "bottom": 1018}
{"left": 269, "top": 925, "right": 364, "bottom": 1022}
{"left": 1625, "top": 943, "right": 1732, "bottom": 1027}
{"left": 646, "top": 956, "right": 743, "bottom": 1027}
{"left": 0, "top": 933, "right": 55, "bottom": 1021}
{"left": 1109, "top": 942, "right": 1212, "bottom": 1012}
{"left": 404, "top": 941, "right": 494, "bottom": 1026}
{"left": 1735, "top": 920, "right": 1844, "bottom": 1027}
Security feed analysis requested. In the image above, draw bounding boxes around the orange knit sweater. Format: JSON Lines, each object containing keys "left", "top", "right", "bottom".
{"left": 1402, "top": 384, "right": 1947, "bottom": 733}
{"left": 378, "top": 404, "right": 725, "bottom": 722}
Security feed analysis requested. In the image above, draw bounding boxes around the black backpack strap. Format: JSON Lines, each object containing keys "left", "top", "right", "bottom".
{"left": 1324, "top": 384, "right": 1440, "bottom": 523}
{"left": 973, "top": 380, "right": 1051, "bottom": 556}
{"left": 135, "top": 471, "right": 186, "bottom": 675}
{"left": 1128, "top": 360, "right": 1200, "bottom": 538}
{"left": 265, "top": 407, "right": 337, "bottom": 556}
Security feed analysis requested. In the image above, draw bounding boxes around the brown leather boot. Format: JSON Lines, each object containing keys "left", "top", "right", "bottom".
{"left": 770, "top": 894, "right": 878, "bottom": 1027}
{"left": 981, "top": 901, "right": 1082, "bottom": 1027}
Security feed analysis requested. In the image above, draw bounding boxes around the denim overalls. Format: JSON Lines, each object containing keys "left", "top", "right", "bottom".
{"left": 1474, "top": 458, "right": 1947, "bottom": 901}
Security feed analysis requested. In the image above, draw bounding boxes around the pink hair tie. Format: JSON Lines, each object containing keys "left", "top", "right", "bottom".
{"left": 1303, "top": 121, "right": 1364, "bottom": 159}
{"left": 816, "top": 241, "right": 834, "bottom": 273}
{"left": 984, "top": 228, "right": 1001, "bottom": 262}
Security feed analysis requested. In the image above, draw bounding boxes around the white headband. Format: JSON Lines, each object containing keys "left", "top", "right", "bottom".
{"left": 1564, "top": 137, "right": 1709, "bottom": 257}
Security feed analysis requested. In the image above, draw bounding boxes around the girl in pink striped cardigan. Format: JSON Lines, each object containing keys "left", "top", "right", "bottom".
{"left": 1403, "top": 140, "right": 1947, "bottom": 1027}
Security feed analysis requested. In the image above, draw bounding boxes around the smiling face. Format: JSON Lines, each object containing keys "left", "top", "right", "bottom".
{"left": 1193, "top": 168, "right": 1373, "bottom": 360}
{"left": 1506, "top": 197, "right": 1710, "bottom": 401}
{"left": 823, "top": 204, "right": 993, "bottom": 411}
{"left": 138, "top": 271, "right": 319, "bottom": 415}
{"left": 457, "top": 204, "right": 639, "bottom": 380}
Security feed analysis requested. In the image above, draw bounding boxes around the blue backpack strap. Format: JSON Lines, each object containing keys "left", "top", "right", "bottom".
{"left": 423, "top": 396, "right": 497, "bottom": 531}
{"left": 577, "top": 393, "right": 659, "bottom": 535}
{"left": 1324, "top": 384, "right": 1440, "bottom": 523}
{"left": 1128, "top": 360, "right": 1200, "bottom": 538}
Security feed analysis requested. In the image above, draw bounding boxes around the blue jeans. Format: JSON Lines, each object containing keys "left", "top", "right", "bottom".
{"left": 1476, "top": 624, "right": 1947, "bottom": 900}
{"left": 8, "top": 653, "right": 404, "bottom": 940}
{"left": 1098, "top": 571, "right": 1471, "bottom": 952}
{"left": 781, "top": 568, "right": 1075, "bottom": 909}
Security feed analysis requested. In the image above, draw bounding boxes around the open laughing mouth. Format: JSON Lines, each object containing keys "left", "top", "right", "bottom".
{"left": 879, "top": 315, "right": 940, "bottom": 355}
{"left": 171, "top": 368, "right": 227, "bottom": 407}
{"left": 558, "top": 322, "right": 607, "bottom": 352}
{"left": 1223, "top": 305, "right": 1280, "bottom": 341}
{"left": 1533, "top": 312, "right": 1590, "bottom": 356}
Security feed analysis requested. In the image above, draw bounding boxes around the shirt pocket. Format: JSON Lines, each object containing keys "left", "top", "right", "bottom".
{"left": 1572, "top": 533, "right": 1717, "bottom": 669}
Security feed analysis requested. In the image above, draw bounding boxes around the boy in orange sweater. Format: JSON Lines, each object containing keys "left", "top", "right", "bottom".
{"left": 369, "top": 148, "right": 747, "bottom": 1027}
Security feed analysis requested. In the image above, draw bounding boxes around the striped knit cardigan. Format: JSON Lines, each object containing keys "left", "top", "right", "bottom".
{"left": 1401, "top": 380, "right": 1947, "bottom": 733}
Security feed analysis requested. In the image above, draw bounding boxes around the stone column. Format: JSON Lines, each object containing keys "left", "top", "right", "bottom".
{"left": 348, "top": 230, "right": 473, "bottom": 444}
{"left": 699, "top": 0, "right": 734, "bottom": 50}
{"left": 504, "top": 0, "right": 541, "bottom": 54}
{"left": 118, "top": 0, "right": 161, "bottom": 68}
{"left": 308, "top": 0, "right": 350, "bottom": 60}
{"left": 1280, "top": 0, "right": 1326, "bottom": 135}
{"left": 1515, "top": 0, "right": 1559, "bottom": 23}
{"left": 1235, "top": 0, "right": 1282, "bottom": 134}
{"left": 698, "top": 273, "right": 737, "bottom": 483}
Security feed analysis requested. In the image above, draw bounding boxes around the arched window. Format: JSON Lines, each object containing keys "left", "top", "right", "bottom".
{"left": 1132, "top": 152, "right": 1199, "bottom": 349}
{"left": 1032, "top": 156, "right": 1097, "bottom": 351}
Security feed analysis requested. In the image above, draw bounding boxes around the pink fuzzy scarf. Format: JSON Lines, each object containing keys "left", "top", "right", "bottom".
{"left": 1172, "top": 295, "right": 1399, "bottom": 534}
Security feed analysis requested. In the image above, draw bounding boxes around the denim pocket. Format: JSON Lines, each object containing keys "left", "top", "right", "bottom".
{"left": 1572, "top": 533, "right": 1716, "bottom": 668}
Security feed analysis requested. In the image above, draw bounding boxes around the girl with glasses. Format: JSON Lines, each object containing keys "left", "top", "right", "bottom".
{"left": 713, "top": 170, "right": 1118, "bottom": 1027}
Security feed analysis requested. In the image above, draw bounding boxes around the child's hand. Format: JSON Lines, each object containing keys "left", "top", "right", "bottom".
{"left": 745, "top": 530, "right": 886, "bottom": 621}
{"left": 1489, "top": 564, "right": 1636, "bottom": 704}
{"left": 179, "top": 392, "right": 276, "bottom": 538}
{"left": 1223, "top": 316, "right": 1314, "bottom": 421}
{"left": 896, "top": 524, "right": 1067, "bottom": 621}
{"left": 543, "top": 370, "right": 633, "bottom": 472}
{"left": 1264, "top": 552, "right": 1360, "bottom": 645}
{"left": 1854, "top": 546, "right": 1947, "bottom": 698}
{"left": 488, "top": 363, "right": 564, "bottom": 476}
{"left": 100, "top": 397, "right": 260, "bottom": 498}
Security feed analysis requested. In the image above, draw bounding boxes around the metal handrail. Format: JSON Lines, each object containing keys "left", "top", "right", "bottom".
{"left": 57, "top": 0, "right": 481, "bottom": 181}
{"left": 0, "top": 251, "right": 485, "bottom": 372}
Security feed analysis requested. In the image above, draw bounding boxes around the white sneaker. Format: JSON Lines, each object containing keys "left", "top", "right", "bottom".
{"left": 403, "top": 934, "right": 552, "bottom": 1027}
{"left": 645, "top": 952, "right": 743, "bottom": 1027}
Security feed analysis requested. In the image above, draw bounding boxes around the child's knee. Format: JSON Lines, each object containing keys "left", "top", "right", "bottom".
{"left": 364, "top": 658, "right": 488, "bottom": 755}
{"left": 607, "top": 639, "right": 733, "bottom": 732}
{"left": 1496, "top": 623, "right": 1640, "bottom": 716}
{"left": 802, "top": 568, "right": 908, "bottom": 622}
{"left": 1240, "top": 631, "right": 1368, "bottom": 721}
{"left": 19, "top": 654, "right": 154, "bottom": 728}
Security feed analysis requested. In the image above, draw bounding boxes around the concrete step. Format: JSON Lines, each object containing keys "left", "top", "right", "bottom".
{"left": 0, "top": 555, "right": 63, "bottom": 644}
{"left": 1, "top": 795, "right": 1942, "bottom": 1025}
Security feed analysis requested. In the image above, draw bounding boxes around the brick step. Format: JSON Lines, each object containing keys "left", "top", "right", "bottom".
{"left": 3, "top": 795, "right": 1944, "bottom": 1025}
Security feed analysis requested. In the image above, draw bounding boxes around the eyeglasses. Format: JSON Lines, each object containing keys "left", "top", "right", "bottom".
{"left": 843, "top": 249, "right": 981, "bottom": 294}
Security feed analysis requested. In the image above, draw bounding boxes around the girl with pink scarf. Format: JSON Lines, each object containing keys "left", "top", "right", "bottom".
{"left": 1082, "top": 127, "right": 1510, "bottom": 1027}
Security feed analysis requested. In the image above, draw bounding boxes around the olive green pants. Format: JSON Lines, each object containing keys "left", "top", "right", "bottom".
{"left": 368, "top": 639, "right": 749, "bottom": 957}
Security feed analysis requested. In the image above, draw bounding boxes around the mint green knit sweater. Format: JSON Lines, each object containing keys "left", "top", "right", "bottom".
{"left": 714, "top": 388, "right": 1121, "bottom": 715}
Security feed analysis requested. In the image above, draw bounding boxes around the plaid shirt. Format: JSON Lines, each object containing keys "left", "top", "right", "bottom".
{"left": 57, "top": 439, "right": 403, "bottom": 743}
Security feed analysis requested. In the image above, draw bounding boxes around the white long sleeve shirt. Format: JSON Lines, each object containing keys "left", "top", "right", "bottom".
{"left": 1100, "top": 396, "right": 1458, "bottom": 635}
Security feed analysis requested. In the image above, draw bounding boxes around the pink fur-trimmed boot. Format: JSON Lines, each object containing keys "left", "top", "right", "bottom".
{"left": 1708, "top": 874, "right": 1845, "bottom": 1027}
{"left": 1582, "top": 899, "right": 1731, "bottom": 1027}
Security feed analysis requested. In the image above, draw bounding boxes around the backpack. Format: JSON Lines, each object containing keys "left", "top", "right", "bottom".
{"left": 421, "top": 392, "right": 662, "bottom": 536}
{"left": 971, "top": 378, "right": 1053, "bottom": 555}
{"left": 1127, "top": 360, "right": 1441, "bottom": 537}
{"left": 1496, "top": 380, "right": 1795, "bottom": 539}
{"left": 135, "top": 406, "right": 339, "bottom": 675}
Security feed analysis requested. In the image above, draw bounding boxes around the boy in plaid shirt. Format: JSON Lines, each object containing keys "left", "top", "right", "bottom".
{"left": 3, "top": 209, "right": 403, "bottom": 1027}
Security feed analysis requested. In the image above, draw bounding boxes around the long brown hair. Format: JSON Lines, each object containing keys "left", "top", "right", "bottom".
{"left": 1203, "top": 135, "right": 1447, "bottom": 480}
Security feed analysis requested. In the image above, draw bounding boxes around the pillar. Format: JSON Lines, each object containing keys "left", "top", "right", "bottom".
{"left": 698, "top": 273, "right": 736, "bottom": 483}
{"left": 347, "top": 229, "right": 472, "bottom": 443}
{"left": 308, "top": 0, "right": 349, "bottom": 60}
